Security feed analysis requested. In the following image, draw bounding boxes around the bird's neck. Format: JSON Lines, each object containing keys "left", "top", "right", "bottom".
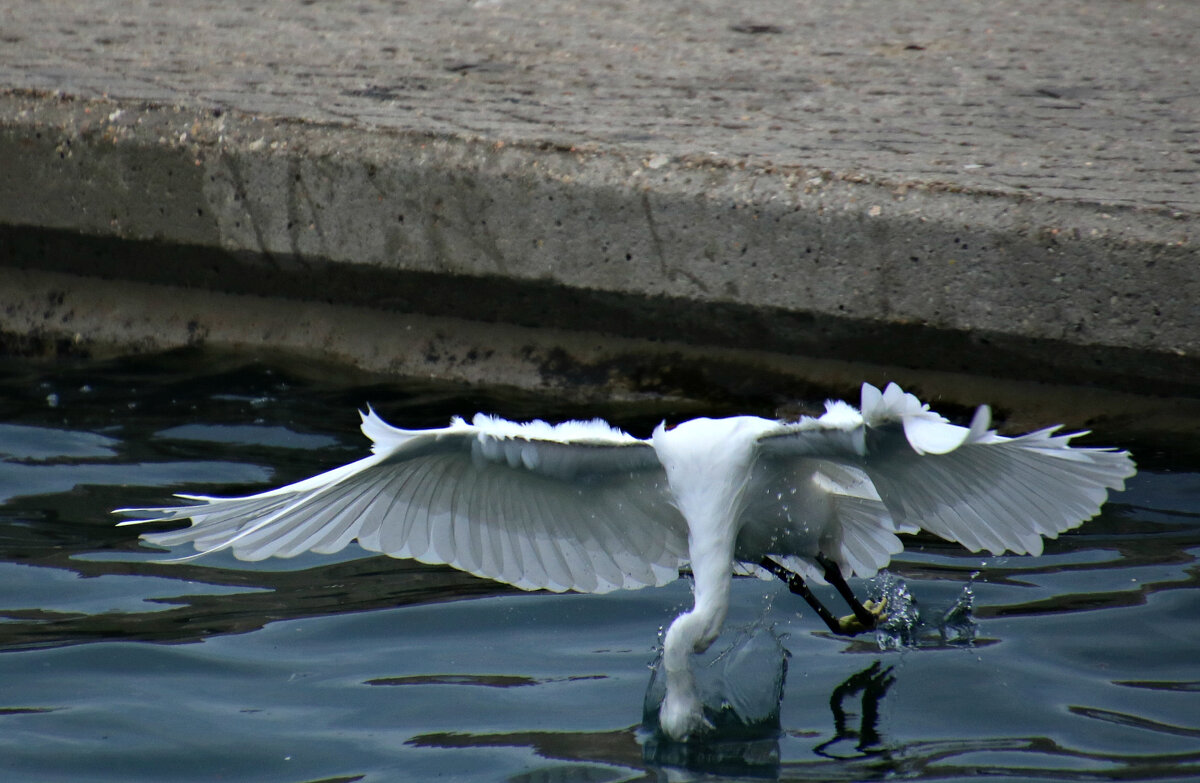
{"left": 653, "top": 416, "right": 774, "bottom": 661}
{"left": 651, "top": 416, "right": 776, "bottom": 739}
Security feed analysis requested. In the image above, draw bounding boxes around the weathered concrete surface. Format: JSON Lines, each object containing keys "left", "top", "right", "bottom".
{"left": 0, "top": 0, "right": 1197, "bottom": 402}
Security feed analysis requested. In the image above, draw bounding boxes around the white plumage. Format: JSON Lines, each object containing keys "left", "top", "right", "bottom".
{"left": 117, "top": 382, "right": 1135, "bottom": 739}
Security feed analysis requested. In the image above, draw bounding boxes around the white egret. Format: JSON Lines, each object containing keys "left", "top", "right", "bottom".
{"left": 117, "top": 382, "right": 1135, "bottom": 740}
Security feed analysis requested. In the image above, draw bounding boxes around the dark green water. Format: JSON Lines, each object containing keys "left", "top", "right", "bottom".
{"left": 1, "top": 352, "right": 1197, "bottom": 782}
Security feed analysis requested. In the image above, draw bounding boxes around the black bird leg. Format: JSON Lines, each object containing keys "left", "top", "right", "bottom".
{"left": 759, "top": 556, "right": 885, "bottom": 635}
{"left": 816, "top": 553, "right": 881, "bottom": 632}
{"left": 759, "top": 557, "right": 848, "bottom": 635}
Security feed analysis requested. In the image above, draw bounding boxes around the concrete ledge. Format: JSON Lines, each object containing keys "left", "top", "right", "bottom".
{"left": 1, "top": 92, "right": 1197, "bottom": 398}
{"left": 1, "top": 0, "right": 1197, "bottom": 405}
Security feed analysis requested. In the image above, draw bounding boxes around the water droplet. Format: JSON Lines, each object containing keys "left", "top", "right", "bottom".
{"left": 867, "top": 571, "right": 977, "bottom": 650}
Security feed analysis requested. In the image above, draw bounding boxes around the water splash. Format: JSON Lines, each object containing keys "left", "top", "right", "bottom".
{"left": 869, "top": 570, "right": 976, "bottom": 650}
{"left": 642, "top": 625, "right": 789, "bottom": 772}
{"left": 643, "top": 625, "right": 789, "bottom": 741}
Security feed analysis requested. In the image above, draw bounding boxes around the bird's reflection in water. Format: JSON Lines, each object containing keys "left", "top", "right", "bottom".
{"left": 812, "top": 661, "right": 896, "bottom": 760}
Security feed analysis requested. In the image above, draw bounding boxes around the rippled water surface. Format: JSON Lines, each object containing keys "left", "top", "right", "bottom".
{"left": 1, "top": 352, "right": 1197, "bottom": 782}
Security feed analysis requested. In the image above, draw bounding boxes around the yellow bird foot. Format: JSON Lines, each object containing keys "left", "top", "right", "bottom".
{"left": 836, "top": 598, "right": 888, "bottom": 636}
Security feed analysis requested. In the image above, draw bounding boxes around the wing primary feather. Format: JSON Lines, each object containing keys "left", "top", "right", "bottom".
{"left": 977, "top": 447, "right": 1071, "bottom": 547}
{"left": 527, "top": 485, "right": 577, "bottom": 592}
{"left": 444, "top": 459, "right": 482, "bottom": 575}
{"left": 975, "top": 441, "right": 1114, "bottom": 545}
{"left": 181, "top": 489, "right": 339, "bottom": 557}
{"left": 237, "top": 467, "right": 399, "bottom": 558}
{"left": 953, "top": 447, "right": 1042, "bottom": 549}
{"left": 571, "top": 501, "right": 628, "bottom": 590}
{"left": 333, "top": 468, "right": 412, "bottom": 550}
{"left": 467, "top": 466, "right": 510, "bottom": 583}
{"left": 376, "top": 457, "right": 436, "bottom": 556}
{"left": 525, "top": 483, "right": 602, "bottom": 593}
{"left": 988, "top": 449, "right": 1066, "bottom": 538}
{"left": 308, "top": 484, "right": 383, "bottom": 554}
{"left": 356, "top": 469, "right": 415, "bottom": 553}
{"left": 562, "top": 482, "right": 652, "bottom": 590}
{"left": 419, "top": 458, "right": 463, "bottom": 562}
{"left": 445, "top": 464, "right": 487, "bottom": 577}
{"left": 552, "top": 502, "right": 600, "bottom": 593}
{"left": 618, "top": 479, "right": 673, "bottom": 563}
{"left": 418, "top": 456, "right": 459, "bottom": 565}
{"left": 482, "top": 467, "right": 526, "bottom": 587}
{"left": 237, "top": 479, "right": 367, "bottom": 559}
{"left": 523, "top": 483, "right": 573, "bottom": 592}
{"left": 910, "top": 471, "right": 1004, "bottom": 553}
{"left": 138, "top": 495, "right": 286, "bottom": 546}
{"left": 294, "top": 468, "right": 399, "bottom": 556}
{"left": 489, "top": 469, "right": 538, "bottom": 589}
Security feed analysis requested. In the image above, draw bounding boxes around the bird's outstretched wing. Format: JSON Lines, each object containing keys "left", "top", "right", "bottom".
{"left": 117, "top": 410, "right": 688, "bottom": 594}
{"left": 755, "top": 382, "right": 1136, "bottom": 565}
